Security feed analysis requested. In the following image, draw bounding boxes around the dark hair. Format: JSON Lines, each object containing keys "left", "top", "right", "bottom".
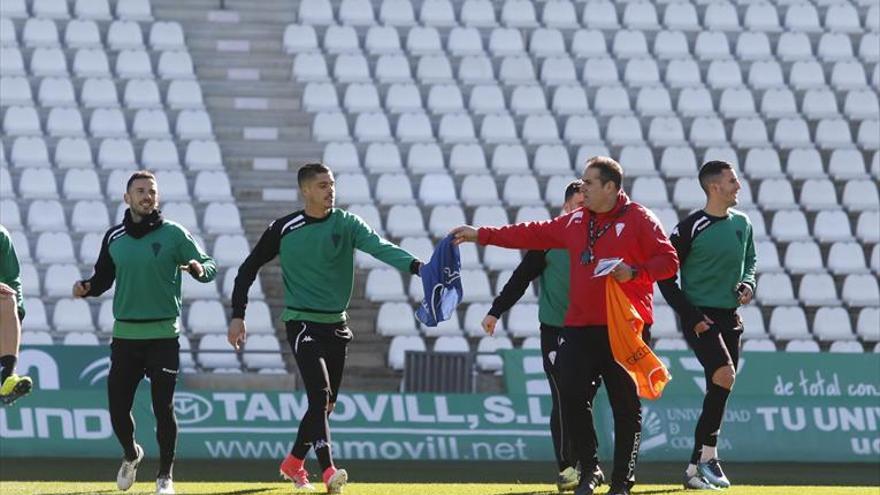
{"left": 698, "top": 160, "right": 733, "bottom": 193}
{"left": 564, "top": 179, "right": 583, "bottom": 202}
{"left": 297, "top": 163, "right": 332, "bottom": 188}
{"left": 585, "top": 156, "right": 623, "bottom": 190}
{"left": 126, "top": 170, "right": 156, "bottom": 191}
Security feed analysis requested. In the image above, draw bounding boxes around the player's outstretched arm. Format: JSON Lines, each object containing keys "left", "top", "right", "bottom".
{"left": 453, "top": 214, "right": 569, "bottom": 251}
{"left": 351, "top": 213, "right": 422, "bottom": 274}
{"left": 450, "top": 225, "right": 478, "bottom": 245}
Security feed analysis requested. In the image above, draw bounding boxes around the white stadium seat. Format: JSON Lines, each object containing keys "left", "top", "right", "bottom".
{"left": 63, "top": 168, "right": 101, "bottom": 199}
{"left": 1, "top": 76, "right": 32, "bottom": 106}
{"left": 388, "top": 335, "right": 426, "bottom": 370}
{"left": 71, "top": 200, "right": 110, "bottom": 234}
{"left": 406, "top": 27, "right": 441, "bottom": 55}
{"left": 858, "top": 308, "right": 880, "bottom": 341}
{"left": 150, "top": 22, "right": 185, "bottom": 50}
{"left": 158, "top": 51, "right": 195, "bottom": 80}
{"left": 386, "top": 205, "right": 426, "bottom": 237}
{"left": 583, "top": 0, "right": 619, "bottom": 29}
{"left": 98, "top": 138, "right": 135, "bottom": 169}
{"left": 769, "top": 306, "right": 810, "bottom": 340}
{"left": 542, "top": 1, "right": 577, "bottom": 29}
{"left": 203, "top": 203, "right": 243, "bottom": 234}
{"left": 786, "top": 340, "right": 820, "bottom": 353}
{"left": 813, "top": 210, "right": 853, "bottom": 242}
{"left": 197, "top": 335, "right": 239, "bottom": 369}
{"left": 53, "top": 299, "right": 95, "bottom": 333}
{"left": 23, "top": 18, "right": 59, "bottom": 47}
{"left": 842, "top": 275, "right": 880, "bottom": 307}
{"left": 44, "top": 264, "right": 81, "bottom": 298}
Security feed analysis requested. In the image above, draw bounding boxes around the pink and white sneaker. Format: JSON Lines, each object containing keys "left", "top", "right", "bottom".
{"left": 323, "top": 466, "right": 348, "bottom": 494}
{"left": 280, "top": 455, "right": 315, "bottom": 491}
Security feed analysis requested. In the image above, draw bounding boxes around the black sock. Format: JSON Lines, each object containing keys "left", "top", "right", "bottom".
{"left": 315, "top": 440, "right": 333, "bottom": 473}
{"left": 690, "top": 383, "right": 731, "bottom": 463}
{"left": 0, "top": 354, "right": 16, "bottom": 383}
{"left": 291, "top": 441, "right": 309, "bottom": 459}
{"left": 157, "top": 465, "right": 173, "bottom": 479}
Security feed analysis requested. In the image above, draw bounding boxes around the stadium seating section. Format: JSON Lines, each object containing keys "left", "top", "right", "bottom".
{"left": 1, "top": 0, "right": 878, "bottom": 379}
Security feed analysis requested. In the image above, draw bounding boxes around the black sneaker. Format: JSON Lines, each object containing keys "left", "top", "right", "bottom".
{"left": 573, "top": 465, "right": 604, "bottom": 495}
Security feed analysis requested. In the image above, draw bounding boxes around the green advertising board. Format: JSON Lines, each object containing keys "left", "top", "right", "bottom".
{"left": 1, "top": 346, "right": 878, "bottom": 462}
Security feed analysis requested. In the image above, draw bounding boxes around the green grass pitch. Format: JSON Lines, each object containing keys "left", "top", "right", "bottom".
{"left": 1, "top": 459, "right": 877, "bottom": 495}
{"left": 1, "top": 482, "right": 878, "bottom": 495}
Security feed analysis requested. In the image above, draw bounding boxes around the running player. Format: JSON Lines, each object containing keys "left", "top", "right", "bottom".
{"left": 228, "top": 163, "right": 423, "bottom": 494}
{"left": 0, "top": 224, "right": 32, "bottom": 406}
{"left": 658, "top": 160, "right": 757, "bottom": 490}
{"left": 74, "top": 171, "right": 216, "bottom": 495}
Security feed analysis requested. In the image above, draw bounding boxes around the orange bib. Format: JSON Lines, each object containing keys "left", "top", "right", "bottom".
{"left": 605, "top": 277, "right": 671, "bottom": 400}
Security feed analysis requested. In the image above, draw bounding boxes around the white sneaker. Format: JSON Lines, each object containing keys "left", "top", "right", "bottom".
{"left": 156, "top": 476, "right": 175, "bottom": 494}
{"left": 326, "top": 468, "right": 348, "bottom": 494}
{"left": 683, "top": 473, "right": 721, "bottom": 490}
{"left": 116, "top": 444, "right": 144, "bottom": 491}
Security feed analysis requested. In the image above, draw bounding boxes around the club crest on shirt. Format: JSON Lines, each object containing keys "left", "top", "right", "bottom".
{"left": 331, "top": 233, "right": 341, "bottom": 247}
{"left": 615, "top": 223, "right": 625, "bottom": 236}
{"left": 736, "top": 230, "right": 743, "bottom": 243}
{"left": 151, "top": 242, "right": 161, "bottom": 257}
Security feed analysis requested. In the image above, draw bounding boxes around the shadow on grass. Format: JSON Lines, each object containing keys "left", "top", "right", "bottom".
{"left": 635, "top": 489, "right": 688, "bottom": 494}
{"left": 3, "top": 460, "right": 878, "bottom": 486}
{"left": 503, "top": 488, "right": 687, "bottom": 495}
{"left": 40, "top": 490, "right": 273, "bottom": 495}
{"left": 40, "top": 491, "right": 116, "bottom": 495}
{"left": 177, "top": 490, "right": 273, "bottom": 495}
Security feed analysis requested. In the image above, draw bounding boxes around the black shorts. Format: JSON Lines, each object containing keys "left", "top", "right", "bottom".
{"left": 683, "top": 308, "right": 743, "bottom": 376}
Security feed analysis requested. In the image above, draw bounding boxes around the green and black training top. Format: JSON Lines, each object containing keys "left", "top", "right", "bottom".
{"left": 85, "top": 210, "right": 217, "bottom": 339}
{"left": 658, "top": 209, "right": 757, "bottom": 329}
{"left": 488, "top": 248, "right": 570, "bottom": 328}
{"left": 232, "top": 208, "right": 420, "bottom": 325}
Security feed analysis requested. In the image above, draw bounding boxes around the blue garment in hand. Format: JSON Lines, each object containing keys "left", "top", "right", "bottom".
{"left": 415, "top": 234, "right": 463, "bottom": 327}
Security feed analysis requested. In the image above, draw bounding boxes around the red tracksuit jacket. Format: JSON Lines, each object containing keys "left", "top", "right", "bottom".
{"left": 477, "top": 192, "right": 679, "bottom": 326}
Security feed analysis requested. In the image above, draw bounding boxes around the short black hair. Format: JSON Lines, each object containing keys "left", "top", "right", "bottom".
{"left": 585, "top": 156, "right": 623, "bottom": 190}
{"left": 564, "top": 179, "right": 583, "bottom": 202}
{"left": 297, "top": 163, "right": 332, "bottom": 188}
{"left": 698, "top": 160, "right": 734, "bottom": 193}
{"left": 126, "top": 170, "right": 156, "bottom": 191}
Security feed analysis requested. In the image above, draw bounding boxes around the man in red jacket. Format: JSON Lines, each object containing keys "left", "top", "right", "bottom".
{"left": 452, "top": 157, "right": 678, "bottom": 495}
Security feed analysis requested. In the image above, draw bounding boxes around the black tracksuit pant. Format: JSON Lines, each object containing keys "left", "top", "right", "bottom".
{"left": 556, "top": 326, "right": 642, "bottom": 487}
{"left": 541, "top": 324, "right": 600, "bottom": 472}
{"left": 286, "top": 320, "right": 352, "bottom": 471}
{"left": 107, "top": 337, "right": 180, "bottom": 478}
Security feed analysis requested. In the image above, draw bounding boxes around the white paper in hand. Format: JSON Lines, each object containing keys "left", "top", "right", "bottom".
{"left": 593, "top": 257, "right": 623, "bottom": 278}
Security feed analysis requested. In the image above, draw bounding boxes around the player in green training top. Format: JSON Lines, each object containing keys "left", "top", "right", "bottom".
{"left": 0, "top": 224, "right": 33, "bottom": 406}
{"left": 228, "top": 163, "right": 423, "bottom": 495}
{"left": 73, "top": 170, "right": 217, "bottom": 495}
{"left": 658, "top": 161, "right": 757, "bottom": 491}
